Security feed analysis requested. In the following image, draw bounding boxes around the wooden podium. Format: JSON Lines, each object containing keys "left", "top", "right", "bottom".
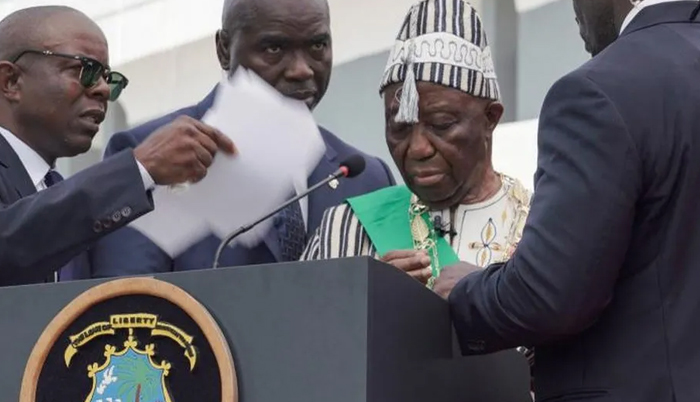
{"left": 0, "top": 257, "right": 530, "bottom": 402}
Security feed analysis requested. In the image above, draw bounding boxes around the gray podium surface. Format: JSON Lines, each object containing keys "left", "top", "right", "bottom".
{"left": 0, "top": 257, "right": 530, "bottom": 401}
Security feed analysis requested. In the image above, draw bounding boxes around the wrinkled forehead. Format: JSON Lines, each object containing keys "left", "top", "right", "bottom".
{"left": 235, "top": 1, "right": 331, "bottom": 53}
{"left": 383, "top": 81, "right": 483, "bottom": 114}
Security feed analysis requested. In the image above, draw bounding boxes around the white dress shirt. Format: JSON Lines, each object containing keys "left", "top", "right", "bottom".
{"left": 0, "top": 126, "right": 155, "bottom": 191}
{"left": 620, "top": 0, "right": 684, "bottom": 34}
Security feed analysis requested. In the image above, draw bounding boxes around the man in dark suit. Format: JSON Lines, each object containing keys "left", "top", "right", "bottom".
{"left": 0, "top": 6, "right": 234, "bottom": 286}
{"left": 431, "top": 1, "right": 700, "bottom": 401}
{"left": 90, "top": 0, "right": 394, "bottom": 276}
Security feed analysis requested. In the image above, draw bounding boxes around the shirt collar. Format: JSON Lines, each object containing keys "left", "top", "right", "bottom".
{"left": 620, "top": 0, "right": 684, "bottom": 34}
{"left": 0, "top": 126, "right": 51, "bottom": 188}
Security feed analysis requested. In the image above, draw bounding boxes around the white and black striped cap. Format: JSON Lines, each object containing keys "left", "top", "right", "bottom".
{"left": 380, "top": 0, "right": 500, "bottom": 123}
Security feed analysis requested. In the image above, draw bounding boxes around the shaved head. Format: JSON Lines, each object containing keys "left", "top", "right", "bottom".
{"left": 0, "top": 6, "right": 103, "bottom": 62}
{"left": 221, "top": 0, "right": 256, "bottom": 34}
{"left": 221, "top": 0, "right": 329, "bottom": 33}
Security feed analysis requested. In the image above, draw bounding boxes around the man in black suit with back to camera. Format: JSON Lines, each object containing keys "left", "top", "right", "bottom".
{"left": 433, "top": 1, "right": 700, "bottom": 401}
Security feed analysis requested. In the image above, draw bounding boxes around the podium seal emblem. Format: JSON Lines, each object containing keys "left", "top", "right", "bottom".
{"left": 19, "top": 278, "right": 237, "bottom": 402}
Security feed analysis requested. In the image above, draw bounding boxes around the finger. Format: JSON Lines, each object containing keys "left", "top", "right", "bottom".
{"left": 192, "top": 129, "right": 218, "bottom": 156}
{"left": 391, "top": 254, "right": 432, "bottom": 273}
{"left": 188, "top": 160, "right": 208, "bottom": 183}
{"left": 381, "top": 249, "right": 427, "bottom": 262}
{"left": 408, "top": 266, "right": 432, "bottom": 285}
{"left": 213, "top": 130, "right": 236, "bottom": 154}
{"left": 192, "top": 144, "right": 214, "bottom": 168}
{"left": 191, "top": 120, "right": 236, "bottom": 154}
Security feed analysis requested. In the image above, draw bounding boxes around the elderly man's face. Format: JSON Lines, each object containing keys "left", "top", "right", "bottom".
{"left": 383, "top": 82, "right": 503, "bottom": 210}
{"left": 217, "top": 0, "right": 332, "bottom": 109}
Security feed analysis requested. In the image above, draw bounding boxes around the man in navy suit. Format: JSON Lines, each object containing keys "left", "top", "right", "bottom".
{"left": 0, "top": 6, "right": 234, "bottom": 286}
{"left": 432, "top": 1, "right": 700, "bottom": 401}
{"left": 90, "top": 0, "right": 395, "bottom": 276}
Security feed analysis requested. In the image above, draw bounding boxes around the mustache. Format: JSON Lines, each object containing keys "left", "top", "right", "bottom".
{"left": 278, "top": 84, "right": 317, "bottom": 96}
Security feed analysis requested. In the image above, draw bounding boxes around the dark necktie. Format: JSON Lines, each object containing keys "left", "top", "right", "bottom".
{"left": 43, "top": 170, "right": 63, "bottom": 187}
{"left": 43, "top": 170, "right": 77, "bottom": 282}
{"left": 278, "top": 200, "right": 308, "bottom": 261}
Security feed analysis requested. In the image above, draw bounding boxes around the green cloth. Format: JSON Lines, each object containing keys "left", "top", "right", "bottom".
{"left": 346, "top": 185, "right": 459, "bottom": 269}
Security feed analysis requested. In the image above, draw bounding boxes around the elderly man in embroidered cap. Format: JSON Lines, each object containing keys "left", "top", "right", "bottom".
{"left": 300, "top": 0, "right": 530, "bottom": 289}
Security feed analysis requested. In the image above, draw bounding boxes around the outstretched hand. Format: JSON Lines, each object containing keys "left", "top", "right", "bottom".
{"left": 433, "top": 262, "right": 481, "bottom": 299}
{"left": 134, "top": 116, "right": 236, "bottom": 185}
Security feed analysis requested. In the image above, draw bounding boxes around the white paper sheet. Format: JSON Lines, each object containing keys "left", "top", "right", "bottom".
{"left": 128, "top": 188, "right": 211, "bottom": 257}
{"left": 128, "top": 69, "right": 326, "bottom": 256}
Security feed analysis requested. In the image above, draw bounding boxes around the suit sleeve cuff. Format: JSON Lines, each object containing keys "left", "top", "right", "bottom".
{"left": 136, "top": 160, "right": 155, "bottom": 191}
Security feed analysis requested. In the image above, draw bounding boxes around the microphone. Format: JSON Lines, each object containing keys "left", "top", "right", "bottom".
{"left": 212, "top": 154, "right": 366, "bottom": 269}
{"left": 433, "top": 215, "right": 457, "bottom": 238}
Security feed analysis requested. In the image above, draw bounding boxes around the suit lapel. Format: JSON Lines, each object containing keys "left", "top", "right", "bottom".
{"left": 194, "top": 87, "right": 217, "bottom": 120}
{"left": 0, "top": 134, "right": 37, "bottom": 200}
{"left": 0, "top": 133, "right": 82, "bottom": 282}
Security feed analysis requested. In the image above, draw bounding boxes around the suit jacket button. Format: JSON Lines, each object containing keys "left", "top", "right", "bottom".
{"left": 93, "top": 221, "right": 103, "bottom": 233}
{"left": 112, "top": 212, "right": 122, "bottom": 222}
{"left": 121, "top": 207, "right": 132, "bottom": 218}
{"left": 102, "top": 219, "right": 112, "bottom": 229}
{"left": 467, "top": 340, "right": 485, "bottom": 352}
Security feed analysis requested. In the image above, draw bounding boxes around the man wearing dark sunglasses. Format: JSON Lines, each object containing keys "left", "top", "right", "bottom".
{"left": 11, "top": 50, "right": 129, "bottom": 102}
{"left": 0, "top": 6, "right": 235, "bottom": 286}
{"left": 90, "top": 0, "right": 396, "bottom": 278}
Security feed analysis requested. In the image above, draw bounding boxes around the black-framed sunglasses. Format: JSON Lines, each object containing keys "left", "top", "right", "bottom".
{"left": 11, "top": 50, "right": 129, "bottom": 102}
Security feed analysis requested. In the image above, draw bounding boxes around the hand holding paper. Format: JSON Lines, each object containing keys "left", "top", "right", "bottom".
{"left": 134, "top": 115, "right": 236, "bottom": 185}
{"left": 129, "top": 69, "right": 325, "bottom": 257}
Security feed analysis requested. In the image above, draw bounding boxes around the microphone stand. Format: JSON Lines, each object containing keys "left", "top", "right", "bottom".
{"left": 212, "top": 166, "right": 348, "bottom": 269}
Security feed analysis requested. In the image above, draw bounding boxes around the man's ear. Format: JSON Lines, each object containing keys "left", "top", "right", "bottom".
{"left": 215, "top": 29, "right": 232, "bottom": 71}
{"left": 485, "top": 101, "right": 504, "bottom": 131}
{"left": 0, "top": 61, "right": 22, "bottom": 103}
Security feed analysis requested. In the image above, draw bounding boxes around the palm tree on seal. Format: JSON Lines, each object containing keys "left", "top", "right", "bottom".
{"left": 116, "top": 351, "right": 162, "bottom": 401}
